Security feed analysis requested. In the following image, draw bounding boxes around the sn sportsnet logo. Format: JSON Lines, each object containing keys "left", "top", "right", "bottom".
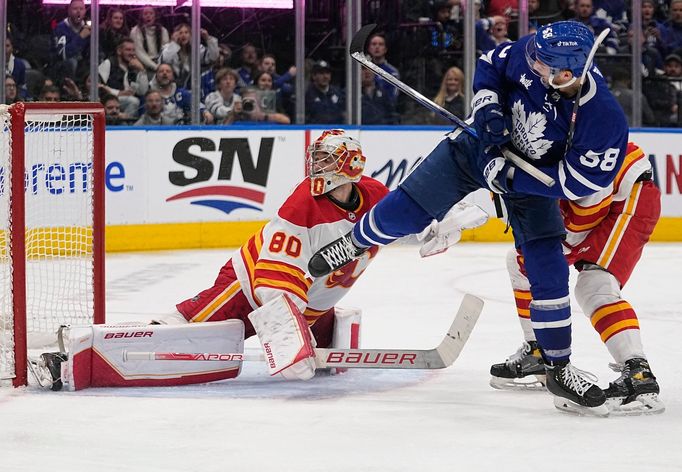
{"left": 167, "top": 137, "right": 275, "bottom": 215}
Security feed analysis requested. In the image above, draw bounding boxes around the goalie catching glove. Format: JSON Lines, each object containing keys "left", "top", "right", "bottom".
{"left": 417, "top": 201, "right": 489, "bottom": 257}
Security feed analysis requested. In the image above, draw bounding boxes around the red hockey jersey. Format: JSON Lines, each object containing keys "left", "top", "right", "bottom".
{"left": 232, "top": 176, "right": 388, "bottom": 324}
{"left": 561, "top": 142, "right": 652, "bottom": 247}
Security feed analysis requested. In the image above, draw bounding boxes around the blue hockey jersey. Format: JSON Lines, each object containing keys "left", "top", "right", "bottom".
{"left": 473, "top": 35, "right": 628, "bottom": 201}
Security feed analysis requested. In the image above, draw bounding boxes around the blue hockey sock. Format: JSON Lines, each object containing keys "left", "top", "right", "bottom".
{"left": 352, "top": 187, "right": 433, "bottom": 248}
{"left": 521, "top": 237, "right": 572, "bottom": 363}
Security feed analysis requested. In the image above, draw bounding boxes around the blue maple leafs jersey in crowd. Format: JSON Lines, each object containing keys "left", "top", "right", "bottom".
{"left": 473, "top": 35, "right": 628, "bottom": 201}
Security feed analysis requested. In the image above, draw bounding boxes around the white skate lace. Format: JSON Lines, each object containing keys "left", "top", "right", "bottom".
{"left": 505, "top": 341, "right": 532, "bottom": 366}
{"left": 561, "top": 363, "right": 599, "bottom": 396}
{"left": 320, "top": 235, "right": 359, "bottom": 270}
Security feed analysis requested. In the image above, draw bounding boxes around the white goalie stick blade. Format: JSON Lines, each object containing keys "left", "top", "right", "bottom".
{"left": 314, "top": 294, "right": 483, "bottom": 369}
{"left": 125, "top": 294, "right": 483, "bottom": 371}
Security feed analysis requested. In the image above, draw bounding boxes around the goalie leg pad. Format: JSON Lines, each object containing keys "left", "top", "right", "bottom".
{"left": 329, "top": 307, "right": 362, "bottom": 375}
{"left": 64, "top": 320, "right": 245, "bottom": 390}
{"left": 248, "top": 294, "right": 316, "bottom": 380}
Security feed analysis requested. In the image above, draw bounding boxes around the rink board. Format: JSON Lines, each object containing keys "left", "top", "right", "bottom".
{"left": 97, "top": 126, "right": 682, "bottom": 251}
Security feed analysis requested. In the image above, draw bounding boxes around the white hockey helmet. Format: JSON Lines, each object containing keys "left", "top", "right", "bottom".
{"left": 306, "top": 129, "right": 366, "bottom": 196}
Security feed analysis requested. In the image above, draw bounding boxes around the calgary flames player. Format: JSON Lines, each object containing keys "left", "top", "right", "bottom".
{"left": 489, "top": 142, "right": 664, "bottom": 415}
{"left": 39, "top": 129, "right": 389, "bottom": 390}
{"left": 166, "top": 128, "right": 389, "bottom": 380}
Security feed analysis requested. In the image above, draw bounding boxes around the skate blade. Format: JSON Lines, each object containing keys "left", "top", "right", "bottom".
{"left": 489, "top": 374, "right": 546, "bottom": 391}
{"left": 553, "top": 396, "right": 609, "bottom": 417}
{"left": 606, "top": 394, "right": 665, "bottom": 416}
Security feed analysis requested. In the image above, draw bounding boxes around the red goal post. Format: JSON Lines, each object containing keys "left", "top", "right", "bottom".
{"left": 0, "top": 102, "right": 106, "bottom": 387}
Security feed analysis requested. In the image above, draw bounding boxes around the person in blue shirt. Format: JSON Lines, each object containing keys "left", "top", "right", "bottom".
{"left": 367, "top": 34, "right": 401, "bottom": 106}
{"left": 5, "top": 37, "right": 27, "bottom": 99}
{"left": 309, "top": 22, "right": 629, "bottom": 417}
{"left": 360, "top": 67, "right": 398, "bottom": 124}
{"left": 305, "top": 60, "right": 345, "bottom": 124}
{"left": 52, "top": 0, "right": 91, "bottom": 81}
{"left": 663, "top": 0, "right": 682, "bottom": 55}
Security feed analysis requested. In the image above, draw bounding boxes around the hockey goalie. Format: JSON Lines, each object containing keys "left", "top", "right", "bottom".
{"left": 35, "top": 129, "right": 485, "bottom": 391}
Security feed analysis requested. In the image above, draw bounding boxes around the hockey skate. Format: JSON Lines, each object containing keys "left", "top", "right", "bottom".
{"left": 489, "top": 341, "right": 546, "bottom": 390}
{"left": 35, "top": 352, "right": 67, "bottom": 391}
{"left": 604, "top": 358, "right": 664, "bottom": 415}
{"left": 308, "top": 231, "right": 366, "bottom": 277}
{"left": 545, "top": 361, "right": 608, "bottom": 417}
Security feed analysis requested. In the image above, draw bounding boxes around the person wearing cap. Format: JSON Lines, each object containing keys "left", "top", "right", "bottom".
{"left": 305, "top": 60, "right": 346, "bottom": 124}
{"left": 664, "top": 52, "right": 682, "bottom": 83}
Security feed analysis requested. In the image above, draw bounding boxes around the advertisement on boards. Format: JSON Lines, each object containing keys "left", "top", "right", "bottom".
{"left": 104, "top": 128, "right": 682, "bottom": 228}
{"left": 105, "top": 129, "right": 303, "bottom": 225}
{"left": 629, "top": 131, "right": 682, "bottom": 217}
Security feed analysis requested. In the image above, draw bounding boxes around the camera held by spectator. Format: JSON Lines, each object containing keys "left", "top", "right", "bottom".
{"left": 235, "top": 86, "right": 290, "bottom": 124}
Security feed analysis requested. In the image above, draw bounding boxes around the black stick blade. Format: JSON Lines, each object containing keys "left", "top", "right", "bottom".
{"left": 349, "top": 23, "right": 378, "bottom": 55}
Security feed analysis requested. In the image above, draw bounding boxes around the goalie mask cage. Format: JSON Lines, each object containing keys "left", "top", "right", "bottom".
{"left": 0, "top": 102, "right": 105, "bottom": 388}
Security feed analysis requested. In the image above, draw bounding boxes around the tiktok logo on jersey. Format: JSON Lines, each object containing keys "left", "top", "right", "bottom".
{"left": 511, "top": 100, "right": 552, "bottom": 160}
{"left": 166, "top": 137, "right": 274, "bottom": 215}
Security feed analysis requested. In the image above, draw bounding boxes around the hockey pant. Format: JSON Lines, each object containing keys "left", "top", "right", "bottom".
{"left": 176, "top": 259, "right": 339, "bottom": 347}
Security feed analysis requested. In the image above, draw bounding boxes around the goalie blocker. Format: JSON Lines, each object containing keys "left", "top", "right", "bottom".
{"left": 44, "top": 301, "right": 361, "bottom": 391}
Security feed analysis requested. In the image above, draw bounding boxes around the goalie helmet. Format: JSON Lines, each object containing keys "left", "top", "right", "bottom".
{"left": 525, "top": 21, "right": 595, "bottom": 88}
{"left": 306, "top": 129, "right": 366, "bottom": 196}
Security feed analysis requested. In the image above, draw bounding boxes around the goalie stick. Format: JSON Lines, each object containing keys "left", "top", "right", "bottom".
{"left": 124, "top": 294, "right": 483, "bottom": 370}
{"left": 349, "top": 23, "right": 555, "bottom": 188}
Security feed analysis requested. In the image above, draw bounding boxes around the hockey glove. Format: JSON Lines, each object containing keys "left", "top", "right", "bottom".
{"left": 472, "top": 89, "right": 512, "bottom": 147}
{"left": 480, "top": 147, "right": 515, "bottom": 194}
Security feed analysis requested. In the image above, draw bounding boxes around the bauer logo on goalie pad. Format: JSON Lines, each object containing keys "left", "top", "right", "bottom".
{"left": 104, "top": 331, "right": 153, "bottom": 339}
{"left": 264, "top": 342, "right": 277, "bottom": 369}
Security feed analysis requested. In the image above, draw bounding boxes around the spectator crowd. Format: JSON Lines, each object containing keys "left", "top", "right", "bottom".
{"left": 5, "top": 0, "right": 682, "bottom": 127}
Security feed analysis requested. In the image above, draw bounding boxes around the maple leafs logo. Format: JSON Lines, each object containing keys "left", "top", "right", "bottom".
{"left": 511, "top": 100, "right": 552, "bottom": 160}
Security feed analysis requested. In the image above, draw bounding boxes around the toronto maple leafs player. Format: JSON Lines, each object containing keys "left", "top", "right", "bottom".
{"left": 308, "top": 21, "right": 628, "bottom": 416}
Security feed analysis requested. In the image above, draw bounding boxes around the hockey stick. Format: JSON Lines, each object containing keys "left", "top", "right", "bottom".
{"left": 124, "top": 294, "right": 483, "bottom": 370}
{"left": 565, "top": 27, "right": 611, "bottom": 153}
{"left": 350, "top": 23, "right": 555, "bottom": 188}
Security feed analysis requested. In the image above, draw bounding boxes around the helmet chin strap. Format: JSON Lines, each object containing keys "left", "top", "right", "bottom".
{"left": 547, "top": 73, "right": 577, "bottom": 89}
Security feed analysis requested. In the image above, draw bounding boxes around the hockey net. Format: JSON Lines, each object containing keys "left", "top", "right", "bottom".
{"left": 0, "top": 102, "right": 105, "bottom": 387}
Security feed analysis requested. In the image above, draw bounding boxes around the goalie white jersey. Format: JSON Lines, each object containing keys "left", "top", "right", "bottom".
{"left": 175, "top": 176, "right": 386, "bottom": 339}
{"left": 228, "top": 176, "right": 388, "bottom": 325}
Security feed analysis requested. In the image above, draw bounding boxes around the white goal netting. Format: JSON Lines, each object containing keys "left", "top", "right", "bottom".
{"left": 1, "top": 105, "right": 99, "bottom": 385}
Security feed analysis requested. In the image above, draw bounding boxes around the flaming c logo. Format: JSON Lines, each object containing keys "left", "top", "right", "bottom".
{"left": 325, "top": 247, "right": 378, "bottom": 288}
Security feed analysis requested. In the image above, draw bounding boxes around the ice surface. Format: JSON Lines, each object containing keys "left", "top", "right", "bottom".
{"left": 1, "top": 243, "right": 680, "bottom": 472}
